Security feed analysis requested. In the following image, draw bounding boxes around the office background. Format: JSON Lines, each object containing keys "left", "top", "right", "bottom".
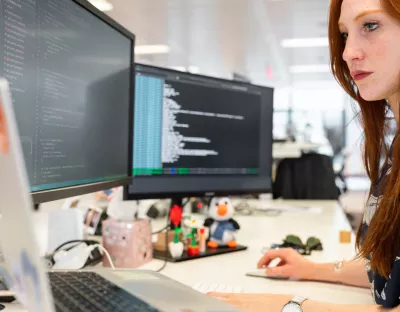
{"left": 0, "top": 1, "right": 379, "bottom": 310}
{"left": 90, "top": 0, "right": 368, "bottom": 224}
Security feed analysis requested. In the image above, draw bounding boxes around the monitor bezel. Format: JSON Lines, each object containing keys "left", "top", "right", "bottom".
{"left": 31, "top": 0, "right": 135, "bottom": 204}
{"left": 124, "top": 63, "right": 273, "bottom": 200}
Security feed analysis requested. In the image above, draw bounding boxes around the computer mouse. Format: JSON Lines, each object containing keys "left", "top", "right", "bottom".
{"left": 246, "top": 269, "right": 287, "bottom": 279}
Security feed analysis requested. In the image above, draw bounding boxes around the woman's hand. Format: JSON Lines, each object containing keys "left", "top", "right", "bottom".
{"left": 207, "top": 292, "right": 292, "bottom": 312}
{"left": 208, "top": 292, "right": 387, "bottom": 312}
{"left": 258, "top": 248, "right": 371, "bottom": 287}
{"left": 257, "top": 248, "right": 317, "bottom": 280}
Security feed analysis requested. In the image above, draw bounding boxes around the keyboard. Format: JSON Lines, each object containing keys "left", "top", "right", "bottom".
{"left": 192, "top": 283, "right": 244, "bottom": 294}
{"left": 49, "top": 272, "right": 159, "bottom": 312}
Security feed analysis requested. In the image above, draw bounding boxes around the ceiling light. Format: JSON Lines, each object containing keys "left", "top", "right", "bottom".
{"left": 281, "top": 37, "right": 328, "bottom": 48}
{"left": 289, "top": 64, "right": 331, "bottom": 74}
{"left": 135, "top": 45, "right": 170, "bottom": 55}
{"left": 89, "top": 0, "right": 113, "bottom": 12}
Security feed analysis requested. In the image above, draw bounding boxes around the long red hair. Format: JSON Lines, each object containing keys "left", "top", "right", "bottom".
{"left": 329, "top": 0, "right": 400, "bottom": 278}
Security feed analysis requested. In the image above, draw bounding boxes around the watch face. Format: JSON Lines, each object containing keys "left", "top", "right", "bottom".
{"left": 282, "top": 303, "right": 302, "bottom": 312}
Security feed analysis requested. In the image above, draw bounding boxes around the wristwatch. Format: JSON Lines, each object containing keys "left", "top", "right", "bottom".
{"left": 282, "top": 295, "right": 308, "bottom": 312}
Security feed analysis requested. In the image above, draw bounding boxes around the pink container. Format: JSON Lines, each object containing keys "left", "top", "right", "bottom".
{"left": 102, "top": 219, "right": 153, "bottom": 268}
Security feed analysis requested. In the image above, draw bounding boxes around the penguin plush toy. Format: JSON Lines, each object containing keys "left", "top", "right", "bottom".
{"left": 204, "top": 197, "right": 240, "bottom": 248}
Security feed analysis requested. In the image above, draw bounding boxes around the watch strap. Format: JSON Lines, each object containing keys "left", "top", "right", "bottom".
{"left": 290, "top": 295, "right": 308, "bottom": 306}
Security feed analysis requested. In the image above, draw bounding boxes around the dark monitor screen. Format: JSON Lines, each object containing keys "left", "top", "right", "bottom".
{"left": 125, "top": 64, "right": 273, "bottom": 199}
{"left": 0, "top": 0, "right": 135, "bottom": 203}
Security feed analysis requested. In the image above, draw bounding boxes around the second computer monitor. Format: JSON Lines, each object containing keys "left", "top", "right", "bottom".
{"left": 125, "top": 64, "right": 273, "bottom": 200}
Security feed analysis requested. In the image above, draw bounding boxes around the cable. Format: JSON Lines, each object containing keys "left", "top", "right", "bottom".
{"left": 89, "top": 244, "right": 115, "bottom": 270}
{"left": 54, "top": 239, "right": 99, "bottom": 252}
{"left": 156, "top": 217, "right": 169, "bottom": 272}
{"left": 182, "top": 198, "right": 190, "bottom": 208}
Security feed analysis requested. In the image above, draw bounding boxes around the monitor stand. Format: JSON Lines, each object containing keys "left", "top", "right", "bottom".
{"left": 153, "top": 196, "right": 248, "bottom": 262}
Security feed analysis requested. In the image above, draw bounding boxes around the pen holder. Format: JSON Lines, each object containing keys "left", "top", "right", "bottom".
{"left": 102, "top": 219, "right": 153, "bottom": 268}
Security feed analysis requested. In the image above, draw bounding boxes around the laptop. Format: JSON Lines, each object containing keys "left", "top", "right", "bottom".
{"left": 0, "top": 79, "right": 242, "bottom": 312}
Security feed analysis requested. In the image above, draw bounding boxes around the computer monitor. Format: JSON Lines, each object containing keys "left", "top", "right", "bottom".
{"left": 0, "top": 0, "right": 135, "bottom": 204}
{"left": 125, "top": 64, "right": 274, "bottom": 203}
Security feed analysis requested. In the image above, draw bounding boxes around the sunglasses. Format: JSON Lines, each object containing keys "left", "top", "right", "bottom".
{"left": 263, "top": 235, "right": 323, "bottom": 256}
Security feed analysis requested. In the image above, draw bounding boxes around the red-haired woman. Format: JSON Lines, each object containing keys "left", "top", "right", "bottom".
{"left": 208, "top": 0, "right": 400, "bottom": 310}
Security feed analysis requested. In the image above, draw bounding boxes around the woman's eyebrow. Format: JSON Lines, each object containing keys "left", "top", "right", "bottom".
{"left": 338, "top": 9, "right": 383, "bottom": 28}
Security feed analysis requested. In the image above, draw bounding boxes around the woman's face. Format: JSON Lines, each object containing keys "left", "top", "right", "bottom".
{"left": 339, "top": 0, "right": 400, "bottom": 102}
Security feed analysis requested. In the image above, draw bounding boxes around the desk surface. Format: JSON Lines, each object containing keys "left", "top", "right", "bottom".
{"left": 5, "top": 200, "right": 373, "bottom": 311}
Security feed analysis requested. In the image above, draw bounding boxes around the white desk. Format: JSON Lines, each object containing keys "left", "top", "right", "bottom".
{"left": 5, "top": 200, "right": 373, "bottom": 311}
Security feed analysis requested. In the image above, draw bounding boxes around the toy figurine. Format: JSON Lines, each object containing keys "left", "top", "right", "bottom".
{"left": 169, "top": 204, "right": 183, "bottom": 229}
{"left": 204, "top": 197, "right": 240, "bottom": 248}
{"left": 199, "top": 228, "right": 206, "bottom": 253}
{"left": 168, "top": 227, "right": 184, "bottom": 258}
{"left": 187, "top": 228, "right": 199, "bottom": 256}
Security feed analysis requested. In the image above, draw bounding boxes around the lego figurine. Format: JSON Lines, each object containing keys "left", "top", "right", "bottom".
{"left": 187, "top": 228, "right": 200, "bottom": 256}
{"left": 168, "top": 227, "right": 184, "bottom": 259}
{"left": 169, "top": 204, "right": 183, "bottom": 229}
{"left": 204, "top": 197, "right": 240, "bottom": 248}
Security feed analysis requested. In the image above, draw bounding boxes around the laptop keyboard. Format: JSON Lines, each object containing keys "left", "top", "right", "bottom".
{"left": 49, "top": 272, "right": 160, "bottom": 312}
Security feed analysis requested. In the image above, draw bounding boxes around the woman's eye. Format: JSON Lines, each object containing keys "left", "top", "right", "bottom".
{"left": 364, "top": 22, "right": 379, "bottom": 32}
{"left": 340, "top": 22, "right": 378, "bottom": 43}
